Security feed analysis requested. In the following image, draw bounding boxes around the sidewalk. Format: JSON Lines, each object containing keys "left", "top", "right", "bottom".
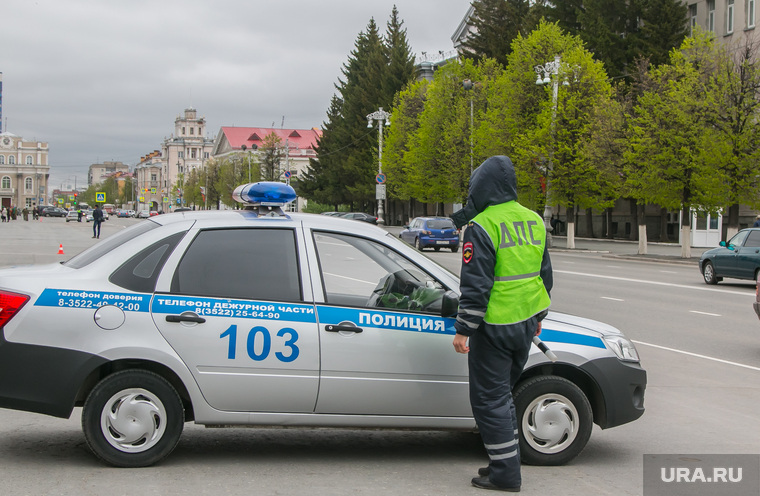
{"left": 383, "top": 226, "right": 705, "bottom": 265}
{"left": 548, "top": 235, "right": 704, "bottom": 265}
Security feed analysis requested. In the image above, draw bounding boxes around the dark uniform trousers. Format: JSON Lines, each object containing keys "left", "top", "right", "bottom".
{"left": 468, "top": 316, "right": 537, "bottom": 488}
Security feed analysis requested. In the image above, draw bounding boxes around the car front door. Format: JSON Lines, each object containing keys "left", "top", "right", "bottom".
{"left": 308, "top": 230, "right": 470, "bottom": 418}
{"left": 733, "top": 230, "right": 760, "bottom": 279}
{"left": 152, "top": 226, "right": 320, "bottom": 413}
{"left": 719, "top": 230, "right": 749, "bottom": 277}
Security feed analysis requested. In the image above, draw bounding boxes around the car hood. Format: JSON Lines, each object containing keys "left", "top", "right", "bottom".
{"left": 545, "top": 311, "right": 625, "bottom": 338}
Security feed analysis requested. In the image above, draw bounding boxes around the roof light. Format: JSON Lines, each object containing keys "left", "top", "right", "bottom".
{"left": 232, "top": 181, "right": 297, "bottom": 207}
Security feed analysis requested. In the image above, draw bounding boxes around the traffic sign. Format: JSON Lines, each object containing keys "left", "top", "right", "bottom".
{"left": 96, "top": 192, "right": 106, "bottom": 202}
{"left": 376, "top": 173, "right": 386, "bottom": 184}
{"left": 284, "top": 171, "right": 292, "bottom": 178}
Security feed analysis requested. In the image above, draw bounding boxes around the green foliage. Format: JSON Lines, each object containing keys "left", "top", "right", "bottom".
{"left": 260, "top": 132, "right": 283, "bottom": 182}
{"left": 459, "top": 0, "right": 536, "bottom": 66}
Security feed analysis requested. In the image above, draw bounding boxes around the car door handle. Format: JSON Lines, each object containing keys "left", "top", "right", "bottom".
{"left": 325, "top": 324, "right": 363, "bottom": 333}
{"left": 166, "top": 314, "right": 206, "bottom": 324}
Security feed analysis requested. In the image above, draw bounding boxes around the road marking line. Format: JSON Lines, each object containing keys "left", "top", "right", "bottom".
{"left": 689, "top": 310, "right": 721, "bottom": 317}
{"left": 601, "top": 296, "right": 624, "bottom": 301}
{"left": 555, "top": 269, "right": 753, "bottom": 296}
{"left": 632, "top": 340, "right": 760, "bottom": 372}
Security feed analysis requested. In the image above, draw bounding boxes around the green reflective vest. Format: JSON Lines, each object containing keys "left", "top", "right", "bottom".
{"left": 471, "top": 201, "right": 551, "bottom": 325}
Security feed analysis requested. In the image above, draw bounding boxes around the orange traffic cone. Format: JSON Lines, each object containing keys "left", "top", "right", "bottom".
{"left": 57, "top": 244, "right": 64, "bottom": 255}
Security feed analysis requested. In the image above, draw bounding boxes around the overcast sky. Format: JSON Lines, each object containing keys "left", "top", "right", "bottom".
{"left": 1, "top": 0, "right": 468, "bottom": 190}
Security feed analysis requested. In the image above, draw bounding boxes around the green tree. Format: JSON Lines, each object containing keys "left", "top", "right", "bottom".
{"left": 625, "top": 32, "right": 723, "bottom": 258}
{"left": 214, "top": 154, "right": 253, "bottom": 208}
{"left": 459, "top": 0, "right": 535, "bottom": 66}
{"left": 260, "top": 132, "right": 283, "bottom": 182}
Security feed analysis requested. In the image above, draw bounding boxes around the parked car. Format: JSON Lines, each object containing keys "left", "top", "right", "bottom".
{"left": 320, "top": 211, "right": 344, "bottom": 217}
{"left": 137, "top": 210, "right": 152, "bottom": 219}
{"left": 755, "top": 273, "right": 760, "bottom": 319}
{"left": 40, "top": 206, "right": 67, "bottom": 218}
{"left": 65, "top": 210, "right": 80, "bottom": 222}
{"left": 400, "top": 216, "right": 460, "bottom": 252}
{"left": 0, "top": 182, "right": 645, "bottom": 468}
{"left": 340, "top": 212, "right": 378, "bottom": 224}
{"left": 116, "top": 209, "right": 130, "bottom": 218}
{"left": 127, "top": 210, "right": 136, "bottom": 218}
{"left": 699, "top": 228, "right": 760, "bottom": 284}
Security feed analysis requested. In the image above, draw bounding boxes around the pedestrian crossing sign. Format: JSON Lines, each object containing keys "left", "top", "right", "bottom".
{"left": 96, "top": 192, "right": 106, "bottom": 202}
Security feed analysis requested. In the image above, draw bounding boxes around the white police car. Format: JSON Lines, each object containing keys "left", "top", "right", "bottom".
{"left": 0, "top": 182, "right": 645, "bottom": 467}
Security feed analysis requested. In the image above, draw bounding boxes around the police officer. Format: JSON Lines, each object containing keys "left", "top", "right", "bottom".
{"left": 451, "top": 156, "right": 553, "bottom": 492}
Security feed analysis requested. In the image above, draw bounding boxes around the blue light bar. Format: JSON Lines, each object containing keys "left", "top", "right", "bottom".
{"left": 232, "top": 182, "right": 297, "bottom": 206}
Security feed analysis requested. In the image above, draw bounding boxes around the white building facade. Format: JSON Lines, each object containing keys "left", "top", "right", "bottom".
{"left": 0, "top": 132, "right": 50, "bottom": 210}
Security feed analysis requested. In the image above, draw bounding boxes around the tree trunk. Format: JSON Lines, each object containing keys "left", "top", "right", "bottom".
{"left": 680, "top": 205, "right": 691, "bottom": 258}
{"left": 725, "top": 203, "right": 740, "bottom": 241}
{"left": 565, "top": 205, "right": 575, "bottom": 249}
{"left": 637, "top": 202, "right": 648, "bottom": 255}
{"left": 605, "top": 207, "right": 613, "bottom": 239}
{"left": 659, "top": 207, "right": 669, "bottom": 242}
{"left": 629, "top": 199, "right": 638, "bottom": 241}
{"left": 585, "top": 207, "right": 594, "bottom": 238}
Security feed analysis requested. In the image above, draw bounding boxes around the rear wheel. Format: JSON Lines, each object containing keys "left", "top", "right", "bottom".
{"left": 82, "top": 370, "right": 184, "bottom": 467}
{"left": 415, "top": 238, "right": 424, "bottom": 251}
{"left": 513, "top": 375, "right": 593, "bottom": 466}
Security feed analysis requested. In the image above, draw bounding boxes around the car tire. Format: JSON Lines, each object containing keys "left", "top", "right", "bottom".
{"left": 702, "top": 261, "right": 720, "bottom": 285}
{"left": 513, "top": 375, "right": 593, "bottom": 466}
{"left": 415, "top": 238, "right": 424, "bottom": 251}
{"left": 82, "top": 370, "right": 184, "bottom": 468}
{"left": 451, "top": 245, "right": 459, "bottom": 253}
{"left": 434, "top": 247, "right": 440, "bottom": 252}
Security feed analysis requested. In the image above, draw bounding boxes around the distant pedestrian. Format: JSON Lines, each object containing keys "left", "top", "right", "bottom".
{"left": 92, "top": 204, "right": 103, "bottom": 239}
{"left": 22, "top": 207, "right": 29, "bottom": 221}
{"left": 754, "top": 215, "right": 760, "bottom": 228}
{"left": 1, "top": 207, "right": 6, "bottom": 222}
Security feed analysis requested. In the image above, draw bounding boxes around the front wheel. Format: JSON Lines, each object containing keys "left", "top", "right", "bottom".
{"left": 451, "top": 245, "right": 459, "bottom": 253}
{"left": 82, "top": 370, "right": 185, "bottom": 467}
{"left": 702, "top": 261, "right": 720, "bottom": 284}
{"left": 513, "top": 375, "right": 593, "bottom": 466}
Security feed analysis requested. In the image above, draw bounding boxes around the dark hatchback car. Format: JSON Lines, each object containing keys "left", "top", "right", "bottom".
{"left": 400, "top": 216, "right": 460, "bottom": 252}
{"left": 40, "top": 206, "right": 67, "bottom": 217}
{"left": 700, "top": 228, "right": 760, "bottom": 284}
{"left": 341, "top": 212, "right": 378, "bottom": 224}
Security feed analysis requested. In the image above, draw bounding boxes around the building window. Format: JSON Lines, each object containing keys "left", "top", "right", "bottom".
{"left": 178, "top": 151, "right": 184, "bottom": 159}
{"left": 749, "top": 0, "right": 756, "bottom": 28}
{"left": 690, "top": 4, "right": 698, "bottom": 34}
{"left": 190, "top": 127, "right": 194, "bottom": 135}
{"left": 0, "top": 155, "right": 4, "bottom": 165}
{"left": 151, "top": 174, "right": 157, "bottom": 181}
{"left": 182, "top": 127, "right": 186, "bottom": 135}
{"left": 26, "top": 156, "right": 33, "bottom": 165}
{"left": 8, "top": 156, "right": 14, "bottom": 165}
{"left": 25, "top": 177, "right": 32, "bottom": 192}
{"left": 191, "top": 148, "right": 197, "bottom": 159}
{"left": 1, "top": 176, "right": 9, "bottom": 189}
{"left": 727, "top": 0, "right": 735, "bottom": 33}
{"left": 204, "top": 152, "right": 209, "bottom": 159}
{"left": 708, "top": 0, "right": 716, "bottom": 31}
{"left": 198, "top": 127, "right": 202, "bottom": 135}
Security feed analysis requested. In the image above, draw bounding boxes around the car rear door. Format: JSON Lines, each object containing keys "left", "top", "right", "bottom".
{"left": 152, "top": 224, "right": 320, "bottom": 413}
{"left": 306, "top": 230, "right": 470, "bottom": 418}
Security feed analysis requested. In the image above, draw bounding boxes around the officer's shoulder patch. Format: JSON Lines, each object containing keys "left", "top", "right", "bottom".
{"left": 463, "top": 242, "right": 474, "bottom": 264}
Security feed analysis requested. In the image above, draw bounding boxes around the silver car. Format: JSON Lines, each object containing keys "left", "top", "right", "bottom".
{"left": 0, "top": 183, "right": 645, "bottom": 468}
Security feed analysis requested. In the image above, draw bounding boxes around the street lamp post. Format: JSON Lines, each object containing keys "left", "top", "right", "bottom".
{"left": 534, "top": 55, "right": 563, "bottom": 248}
{"left": 463, "top": 79, "right": 475, "bottom": 174}
{"left": 366, "top": 107, "right": 391, "bottom": 226}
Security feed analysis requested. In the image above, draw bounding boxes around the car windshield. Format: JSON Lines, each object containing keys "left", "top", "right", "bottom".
{"left": 427, "top": 219, "right": 455, "bottom": 230}
{"left": 64, "top": 221, "right": 160, "bottom": 269}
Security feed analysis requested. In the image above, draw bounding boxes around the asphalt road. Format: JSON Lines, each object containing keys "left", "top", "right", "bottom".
{"left": 0, "top": 216, "right": 756, "bottom": 495}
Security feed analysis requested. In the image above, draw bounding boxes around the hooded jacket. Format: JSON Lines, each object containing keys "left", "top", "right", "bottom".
{"left": 453, "top": 156, "right": 553, "bottom": 336}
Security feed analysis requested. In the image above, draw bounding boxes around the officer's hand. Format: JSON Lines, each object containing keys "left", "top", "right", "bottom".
{"left": 453, "top": 333, "right": 469, "bottom": 354}
{"left": 535, "top": 321, "right": 542, "bottom": 337}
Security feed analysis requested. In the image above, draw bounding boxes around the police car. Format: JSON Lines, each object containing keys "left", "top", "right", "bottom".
{"left": 0, "top": 182, "right": 645, "bottom": 467}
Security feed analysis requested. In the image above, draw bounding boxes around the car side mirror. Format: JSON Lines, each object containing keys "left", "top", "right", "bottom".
{"left": 440, "top": 290, "right": 459, "bottom": 318}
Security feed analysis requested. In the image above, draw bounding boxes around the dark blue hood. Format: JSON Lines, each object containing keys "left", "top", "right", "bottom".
{"left": 451, "top": 156, "right": 518, "bottom": 228}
